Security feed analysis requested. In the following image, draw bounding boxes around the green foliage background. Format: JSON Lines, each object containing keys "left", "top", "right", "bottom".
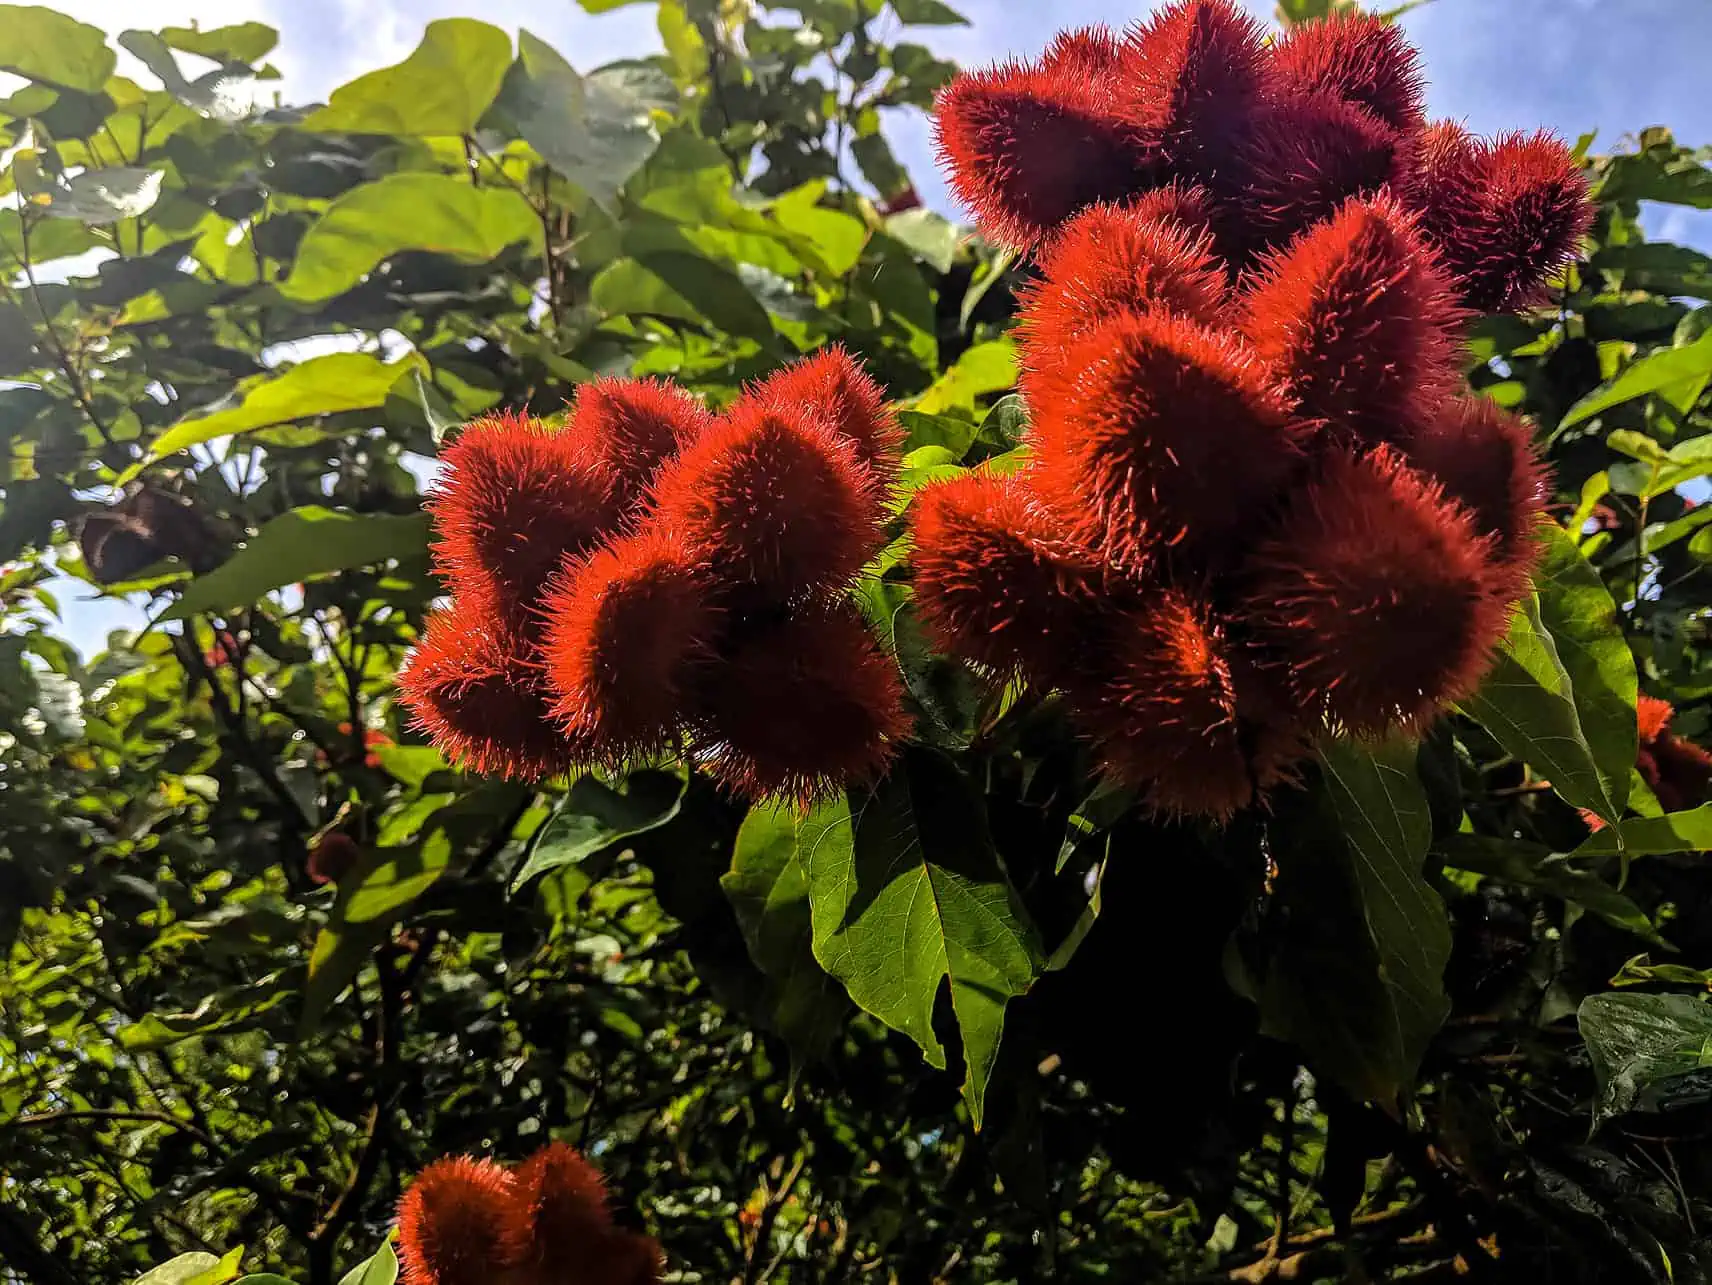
{"left": 5, "top": 1, "right": 1712, "bottom": 1282}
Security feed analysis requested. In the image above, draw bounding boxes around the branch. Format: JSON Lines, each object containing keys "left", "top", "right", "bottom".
{"left": 7, "top": 1108, "right": 215, "bottom": 1145}
{"left": 17, "top": 213, "right": 116, "bottom": 448}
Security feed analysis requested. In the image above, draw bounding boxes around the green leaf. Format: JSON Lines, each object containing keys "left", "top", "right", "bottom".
{"left": 280, "top": 174, "right": 540, "bottom": 302}
{"left": 890, "top": 0, "right": 970, "bottom": 24}
{"left": 1460, "top": 528, "right": 1635, "bottom": 826}
{"left": 1578, "top": 992, "right": 1712, "bottom": 1125}
{"left": 803, "top": 750, "right": 1041, "bottom": 1126}
{"left": 132, "top": 351, "right": 427, "bottom": 476}
{"left": 159, "top": 22, "right": 278, "bottom": 64}
{"left": 1313, "top": 736, "right": 1452, "bottom": 1109}
{"left": 773, "top": 181, "right": 867, "bottom": 276}
{"left": 300, "top": 914, "right": 389, "bottom": 1035}
{"left": 591, "top": 253, "right": 775, "bottom": 342}
{"left": 1557, "top": 328, "right": 1712, "bottom": 434}
{"left": 134, "top": 1254, "right": 224, "bottom": 1285}
{"left": 577, "top": 0, "right": 653, "bottom": 10}
{"left": 885, "top": 208, "right": 959, "bottom": 274}
{"left": 510, "top": 770, "right": 686, "bottom": 890}
{"left": 1571, "top": 805, "right": 1712, "bottom": 860}
{"left": 341, "top": 830, "right": 453, "bottom": 925}
{"left": 164, "top": 509, "right": 427, "bottom": 620}
{"left": 722, "top": 801, "right": 849, "bottom": 1089}
{"left": 914, "top": 340, "right": 1016, "bottom": 415}
{"left": 118, "top": 31, "right": 255, "bottom": 121}
{"left": 897, "top": 410, "right": 975, "bottom": 458}
{"left": 337, "top": 1240, "right": 399, "bottom": 1285}
{"left": 0, "top": 5, "right": 116, "bottom": 92}
{"left": 497, "top": 32, "right": 665, "bottom": 213}
{"left": 38, "top": 167, "right": 164, "bottom": 223}
{"left": 1435, "top": 834, "right": 1666, "bottom": 945}
{"left": 306, "top": 19, "right": 512, "bottom": 135}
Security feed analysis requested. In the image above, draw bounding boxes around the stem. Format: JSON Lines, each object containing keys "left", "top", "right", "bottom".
{"left": 18, "top": 214, "right": 115, "bottom": 448}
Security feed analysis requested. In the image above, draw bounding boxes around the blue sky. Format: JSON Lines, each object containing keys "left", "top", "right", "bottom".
{"left": 37, "top": 0, "right": 1712, "bottom": 651}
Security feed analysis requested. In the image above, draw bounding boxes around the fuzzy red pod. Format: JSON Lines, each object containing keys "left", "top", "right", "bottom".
{"left": 1042, "top": 25, "right": 1125, "bottom": 78}
{"left": 1638, "top": 694, "right": 1676, "bottom": 745}
{"left": 571, "top": 378, "right": 715, "bottom": 510}
{"left": 909, "top": 469, "right": 1106, "bottom": 686}
{"left": 933, "top": 57, "right": 1148, "bottom": 248}
{"left": 504, "top": 1142, "right": 615, "bottom": 1284}
{"left": 1267, "top": 11, "right": 1426, "bottom": 134}
{"left": 307, "top": 832, "right": 361, "bottom": 887}
{"left": 1116, "top": 0, "right": 1269, "bottom": 188}
{"left": 539, "top": 529, "right": 719, "bottom": 765}
{"left": 696, "top": 600, "right": 908, "bottom": 802}
{"left": 594, "top": 1232, "right": 665, "bottom": 1285}
{"left": 1403, "top": 124, "right": 1593, "bottom": 312}
{"left": 750, "top": 346, "right": 906, "bottom": 482}
{"left": 650, "top": 400, "right": 882, "bottom": 600}
{"left": 396, "top": 1156, "right": 524, "bottom": 1285}
{"left": 1649, "top": 734, "right": 1712, "bottom": 813}
{"left": 1231, "top": 90, "right": 1401, "bottom": 256}
{"left": 1029, "top": 310, "right": 1302, "bottom": 566}
{"left": 1405, "top": 395, "right": 1549, "bottom": 602}
{"left": 1127, "top": 181, "right": 1218, "bottom": 242}
{"left": 1068, "top": 589, "right": 1253, "bottom": 819}
{"left": 1241, "top": 447, "right": 1511, "bottom": 737}
{"left": 397, "top": 605, "right": 583, "bottom": 781}
{"left": 1241, "top": 195, "right": 1464, "bottom": 448}
{"left": 1019, "top": 201, "right": 1230, "bottom": 392}
{"left": 429, "top": 410, "right": 620, "bottom": 622}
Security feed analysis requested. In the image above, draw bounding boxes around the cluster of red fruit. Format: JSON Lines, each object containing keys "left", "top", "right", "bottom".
{"left": 396, "top": 1142, "right": 659, "bottom": 1285}
{"left": 397, "top": 351, "right": 909, "bottom": 800}
{"left": 912, "top": 0, "right": 1593, "bottom": 818}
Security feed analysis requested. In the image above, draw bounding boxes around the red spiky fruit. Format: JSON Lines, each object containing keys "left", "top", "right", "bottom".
{"left": 1241, "top": 195, "right": 1464, "bottom": 447}
{"left": 1019, "top": 202, "right": 1229, "bottom": 393}
{"left": 1127, "top": 181, "right": 1218, "bottom": 241}
{"left": 1117, "top": 0, "right": 1269, "bottom": 188}
{"left": 595, "top": 1232, "right": 665, "bottom": 1285}
{"left": 1241, "top": 447, "right": 1511, "bottom": 736}
{"left": 307, "top": 832, "right": 361, "bottom": 887}
{"left": 1042, "top": 25, "right": 1125, "bottom": 78}
{"left": 933, "top": 57, "right": 1148, "bottom": 247}
{"left": 1403, "top": 124, "right": 1593, "bottom": 311}
{"left": 397, "top": 605, "right": 583, "bottom": 781}
{"left": 1232, "top": 91, "right": 1400, "bottom": 255}
{"left": 1638, "top": 694, "right": 1676, "bottom": 745}
{"left": 428, "top": 411, "right": 620, "bottom": 622}
{"left": 539, "top": 529, "right": 719, "bottom": 765}
{"left": 696, "top": 601, "right": 908, "bottom": 802}
{"left": 650, "top": 400, "right": 882, "bottom": 600}
{"left": 1029, "top": 311, "right": 1301, "bottom": 565}
{"left": 1650, "top": 734, "right": 1712, "bottom": 813}
{"left": 1268, "top": 11, "right": 1426, "bottom": 134}
{"left": 396, "top": 1156, "right": 523, "bottom": 1285}
{"left": 504, "top": 1142, "right": 614, "bottom": 1284}
{"left": 1405, "top": 396, "right": 1549, "bottom": 602}
{"left": 1068, "top": 589, "right": 1253, "bottom": 819}
{"left": 750, "top": 346, "right": 906, "bottom": 483}
{"left": 909, "top": 469, "right": 1106, "bottom": 685}
{"left": 571, "top": 378, "right": 715, "bottom": 510}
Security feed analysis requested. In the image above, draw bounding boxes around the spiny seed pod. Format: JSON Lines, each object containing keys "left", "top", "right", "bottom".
{"left": 1405, "top": 396, "right": 1549, "bottom": 602}
{"left": 570, "top": 378, "right": 715, "bottom": 511}
{"left": 1019, "top": 202, "right": 1229, "bottom": 391}
{"left": 396, "top": 1156, "right": 523, "bottom": 1285}
{"left": 1117, "top": 0, "right": 1269, "bottom": 187}
{"left": 539, "top": 529, "right": 720, "bottom": 765}
{"left": 1241, "top": 447, "right": 1511, "bottom": 736}
{"left": 650, "top": 400, "right": 882, "bottom": 600}
{"left": 1241, "top": 196, "right": 1464, "bottom": 447}
{"left": 933, "top": 56, "right": 1147, "bottom": 248}
{"left": 397, "top": 606, "right": 583, "bottom": 781}
{"left": 1638, "top": 694, "right": 1676, "bottom": 745}
{"left": 429, "top": 410, "right": 619, "bottom": 622}
{"left": 1068, "top": 590, "right": 1253, "bottom": 820}
{"left": 307, "top": 832, "right": 361, "bottom": 887}
{"left": 505, "top": 1142, "right": 615, "bottom": 1284}
{"left": 1126, "top": 180, "right": 1218, "bottom": 242}
{"left": 1233, "top": 90, "right": 1400, "bottom": 255}
{"left": 910, "top": 469, "right": 1106, "bottom": 685}
{"left": 1042, "top": 24, "right": 1125, "bottom": 78}
{"left": 1030, "top": 310, "right": 1301, "bottom": 565}
{"left": 1267, "top": 10, "right": 1425, "bottom": 134}
{"left": 1648, "top": 734, "right": 1712, "bottom": 813}
{"left": 697, "top": 600, "right": 908, "bottom": 802}
{"left": 1404, "top": 123, "right": 1593, "bottom": 312}
{"left": 750, "top": 345, "right": 906, "bottom": 483}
